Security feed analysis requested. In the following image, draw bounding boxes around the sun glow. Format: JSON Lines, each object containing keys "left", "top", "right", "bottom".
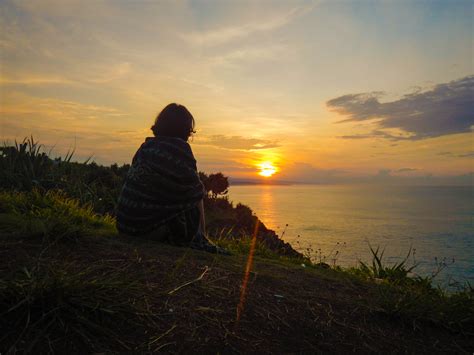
{"left": 258, "top": 161, "right": 277, "bottom": 177}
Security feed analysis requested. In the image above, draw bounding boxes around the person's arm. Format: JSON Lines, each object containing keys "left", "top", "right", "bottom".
{"left": 198, "top": 199, "right": 206, "bottom": 235}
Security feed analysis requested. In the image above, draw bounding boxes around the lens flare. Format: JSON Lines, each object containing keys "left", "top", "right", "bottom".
{"left": 236, "top": 219, "right": 260, "bottom": 324}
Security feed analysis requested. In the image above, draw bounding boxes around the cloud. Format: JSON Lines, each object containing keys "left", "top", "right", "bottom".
{"left": 0, "top": 75, "right": 74, "bottom": 86}
{"left": 396, "top": 168, "right": 419, "bottom": 173}
{"left": 199, "top": 160, "right": 255, "bottom": 173}
{"left": 328, "top": 75, "right": 474, "bottom": 140}
{"left": 438, "top": 151, "right": 474, "bottom": 158}
{"left": 376, "top": 169, "right": 392, "bottom": 177}
{"left": 338, "top": 130, "right": 413, "bottom": 140}
{"left": 88, "top": 62, "right": 132, "bottom": 83}
{"left": 0, "top": 92, "right": 139, "bottom": 164}
{"left": 180, "top": 3, "right": 315, "bottom": 46}
{"left": 1, "top": 94, "right": 126, "bottom": 121}
{"left": 210, "top": 44, "right": 287, "bottom": 67}
{"left": 195, "top": 135, "right": 280, "bottom": 151}
{"left": 277, "top": 162, "right": 348, "bottom": 183}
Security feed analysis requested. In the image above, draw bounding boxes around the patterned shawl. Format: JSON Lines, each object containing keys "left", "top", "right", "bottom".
{"left": 116, "top": 136, "right": 204, "bottom": 235}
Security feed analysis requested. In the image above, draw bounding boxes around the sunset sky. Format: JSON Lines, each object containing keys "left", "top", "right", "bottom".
{"left": 1, "top": 0, "right": 472, "bottom": 183}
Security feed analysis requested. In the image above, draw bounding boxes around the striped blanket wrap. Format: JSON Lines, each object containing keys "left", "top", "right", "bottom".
{"left": 116, "top": 136, "right": 204, "bottom": 236}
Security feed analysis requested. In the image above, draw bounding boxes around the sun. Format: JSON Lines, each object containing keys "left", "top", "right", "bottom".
{"left": 258, "top": 161, "right": 277, "bottom": 177}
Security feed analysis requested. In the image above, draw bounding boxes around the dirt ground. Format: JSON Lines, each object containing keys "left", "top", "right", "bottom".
{"left": 1, "top": 234, "right": 473, "bottom": 354}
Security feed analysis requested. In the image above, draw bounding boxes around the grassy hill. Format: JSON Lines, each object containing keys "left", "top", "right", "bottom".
{"left": 1, "top": 189, "right": 473, "bottom": 353}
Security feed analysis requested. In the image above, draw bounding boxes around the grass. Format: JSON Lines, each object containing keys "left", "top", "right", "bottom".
{"left": 0, "top": 189, "right": 115, "bottom": 241}
{"left": 371, "top": 281, "right": 474, "bottom": 332}
{"left": 1, "top": 137, "right": 127, "bottom": 215}
{"left": 348, "top": 245, "right": 418, "bottom": 285}
{"left": 341, "top": 246, "right": 474, "bottom": 334}
{"left": 214, "top": 234, "right": 307, "bottom": 265}
{"left": 1, "top": 262, "right": 158, "bottom": 353}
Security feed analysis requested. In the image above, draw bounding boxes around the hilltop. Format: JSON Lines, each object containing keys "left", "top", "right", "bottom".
{"left": 1, "top": 191, "right": 473, "bottom": 353}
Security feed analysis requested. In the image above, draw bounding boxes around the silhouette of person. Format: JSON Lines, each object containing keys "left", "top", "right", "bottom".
{"left": 116, "top": 103, "right": 227, "bottom": 254}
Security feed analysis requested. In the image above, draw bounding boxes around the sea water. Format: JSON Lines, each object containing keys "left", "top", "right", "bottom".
{"left": 228, "top": 184, "right": 474, "bottom": 287}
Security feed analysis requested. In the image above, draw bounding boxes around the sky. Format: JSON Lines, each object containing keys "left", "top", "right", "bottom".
{"left": 1, "top": 0, "right": 473, "bottom": 183}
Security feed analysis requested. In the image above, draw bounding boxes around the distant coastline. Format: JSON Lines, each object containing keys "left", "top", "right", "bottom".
{"left": 229, "top": 178, "right": 294, "bottom": 186}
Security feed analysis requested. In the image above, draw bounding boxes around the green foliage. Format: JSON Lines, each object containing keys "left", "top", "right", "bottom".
{"left": 0, "top": 189, "right": 115, "bottom": 240}
{"left": 0, "top": 136, "right": 54, "bottom": 190}
{"left": 199, "top": 172, "right": 229, "bottom": 198}
{"left": 350, "top": 245, "right": 418, "bottom": 285}
{"left": 0, "top": 137, "right": 128, "bottom": 215}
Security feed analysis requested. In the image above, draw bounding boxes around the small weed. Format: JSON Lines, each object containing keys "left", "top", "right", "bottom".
{"left": 351, "top": 244, "right": 418, "bottom": 285}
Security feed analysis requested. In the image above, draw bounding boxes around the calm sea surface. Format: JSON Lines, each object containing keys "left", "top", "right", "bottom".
{"left": 229, "top": 184, "right": 473, "bottom": 286}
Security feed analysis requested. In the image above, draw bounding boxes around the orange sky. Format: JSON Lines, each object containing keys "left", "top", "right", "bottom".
{"left": 1, "top": 0, "right": 472, "bottom": 183}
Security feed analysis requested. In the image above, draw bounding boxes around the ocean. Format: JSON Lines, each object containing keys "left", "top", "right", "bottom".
{"left": 228, "top": 184, "right": 473, "bottom": 287}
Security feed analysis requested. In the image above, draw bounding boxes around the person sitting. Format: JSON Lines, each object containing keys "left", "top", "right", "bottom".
{"left": 116, "top": 103, "right": 227, "bottom": 254}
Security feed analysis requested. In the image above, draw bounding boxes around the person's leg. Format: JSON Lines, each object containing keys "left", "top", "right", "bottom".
{"left": 167, "top": 206, "right": 230, "bottom": 254}
{"left": 166, "top": 207, "right": 199, "bottom": 246}
{"left": 186, "top": 207, "right": 231, "bottom": 255}
{"left": 131, "top": 224, "right": 170, "bottom": 242}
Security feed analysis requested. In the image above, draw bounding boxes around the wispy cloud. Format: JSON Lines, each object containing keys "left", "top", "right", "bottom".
{"left": 0, "top": 75, "right": 74, "bottom": 86}
{"left": 88, "top": 62, "right": 132, "bottom": 83}
{"left": 438, "top": 151, "right": 474, "bottom": 158}
{"left": 195, "top": 135, "right": 280, "bottom": 151}
{"left": 210, "top": 44, "right": 287, "bottom": 67}
{"left": 396, "top": 167, "right": 419, "bottom": 172}
{"left": 180, "top": 3, "right": 316, "bottom": 46}
{"left": 328, "top": 75, "right": 474, "bottom": 140}
{"left": 1, "top": 92, "right": 128, "bottom": 123}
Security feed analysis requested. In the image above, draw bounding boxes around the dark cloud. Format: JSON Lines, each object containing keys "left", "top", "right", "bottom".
{"left": 339, "top": 130, "right": 413, "bottom": 140}
{"left": 196, "top": 135, "right": 280, "bottom": 150}
{"left": 328, "top": 75, "right": 474, "bottom": 140}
